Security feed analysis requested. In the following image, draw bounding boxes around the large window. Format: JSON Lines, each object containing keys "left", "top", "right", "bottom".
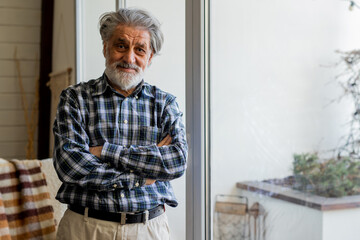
{"left": 209, "top": 1, "right": 360, "bottom": 240}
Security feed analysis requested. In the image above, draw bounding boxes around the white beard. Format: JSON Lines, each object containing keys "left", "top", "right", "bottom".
{"left": 104, "top": 55, "right": 146, "bottom": 91}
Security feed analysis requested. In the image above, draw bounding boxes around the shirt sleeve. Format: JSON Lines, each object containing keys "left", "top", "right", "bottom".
{"left": 101, "top": 98, "right": 188, "bottom": 181}
{"left": 53, "top": 89, "right": 146, "bottom": 192}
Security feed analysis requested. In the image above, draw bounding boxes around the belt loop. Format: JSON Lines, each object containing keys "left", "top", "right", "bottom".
{"left": 143, "top": 210, "right": 149, "bottom": 225}
{"left": 84, "top": 207, "right": 89, "bottom": 222}
{"left": 120, "top": 212, "right": 126, "bottom": 225}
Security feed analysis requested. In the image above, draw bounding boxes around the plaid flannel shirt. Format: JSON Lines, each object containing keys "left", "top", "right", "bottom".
{"left": 53, "top": 74, "right": 187, "bottom": 212}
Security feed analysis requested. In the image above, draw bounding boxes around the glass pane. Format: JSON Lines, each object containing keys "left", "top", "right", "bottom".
{"left": 77, "top": 0, "right": 115, "bottom": 82}
{"left": 210, "top": 1, "right": 360, "bottom": 240}
{"left": 124, "top": 1, "right": 186, "bottom": 240}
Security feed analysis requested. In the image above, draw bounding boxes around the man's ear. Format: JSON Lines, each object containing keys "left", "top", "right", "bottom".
{"left": 102, "top": 42, "right": 107, "bottom": 57}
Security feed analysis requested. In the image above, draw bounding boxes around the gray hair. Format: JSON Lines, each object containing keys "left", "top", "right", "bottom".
{"left": 99, "top": 8, "right": 164, "bottom": 55}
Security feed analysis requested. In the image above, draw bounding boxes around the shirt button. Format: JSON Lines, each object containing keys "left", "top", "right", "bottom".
{"left": 123, "top": 120, "right": 128, "bottom": 124}
{"left": 135, "top": 182, "right": 139, "bottom": 187}
{"left": 121, "top": 193, "right": 125, "bottom": 198}
{"left": 113, "top": 184, "right": 117, "bottom": 188}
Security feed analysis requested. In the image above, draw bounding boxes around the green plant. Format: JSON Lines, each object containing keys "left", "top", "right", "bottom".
{"left": 291, "top": 30, "right": 360, "bottom": 197}
{"left": 293, "top": 153, "right": 360, "bottom": 197}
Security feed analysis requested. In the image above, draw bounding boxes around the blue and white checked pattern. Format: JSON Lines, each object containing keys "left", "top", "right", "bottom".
{"left": 53, "top": 74, "right": 187, "bottom": 212}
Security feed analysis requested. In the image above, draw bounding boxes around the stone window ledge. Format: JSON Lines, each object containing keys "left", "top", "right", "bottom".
{"left": 237, "top": 180, "right": 360, "bottom": 211}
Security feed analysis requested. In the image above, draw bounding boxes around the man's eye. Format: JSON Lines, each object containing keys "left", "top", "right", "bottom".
{"left": 137, "top": 48, "right": 146, "bottom": 54}
{"left": 117, "top": 44, "right": 126, "bottom": 49}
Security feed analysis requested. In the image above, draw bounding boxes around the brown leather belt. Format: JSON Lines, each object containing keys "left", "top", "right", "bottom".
{"left": 68, "top": 204, "right": 165, "bottom": 224}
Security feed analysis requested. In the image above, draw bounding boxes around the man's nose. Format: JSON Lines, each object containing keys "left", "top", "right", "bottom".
{"left": 122, "top": 49, "right": 136, "bottom": 64}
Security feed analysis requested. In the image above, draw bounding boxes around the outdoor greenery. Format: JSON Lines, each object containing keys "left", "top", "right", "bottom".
{"left": 292, "top": 48, "right": 360, "bottom": 197}
{"left": 293, "top": 153, "right": 360, "bottom": 197}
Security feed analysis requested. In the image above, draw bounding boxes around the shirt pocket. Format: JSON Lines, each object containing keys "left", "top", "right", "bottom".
{"left": 134, "top": 126, "right": 162, "bottom": 146}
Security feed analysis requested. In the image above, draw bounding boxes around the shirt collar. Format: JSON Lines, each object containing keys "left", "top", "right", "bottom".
{"left": 90, "top": 74, "right": 109, "bottom": 96}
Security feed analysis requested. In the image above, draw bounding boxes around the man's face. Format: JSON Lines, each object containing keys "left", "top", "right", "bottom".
{"left": 104, "top": 24, "right": 154, "bottom": 91}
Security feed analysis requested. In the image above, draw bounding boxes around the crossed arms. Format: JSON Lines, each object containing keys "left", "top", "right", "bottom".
{"left": 53, "top": 88, "right": 188, "bottom": 192}
{"left": 89, "top": 134, "right": 173, "bottom": 185}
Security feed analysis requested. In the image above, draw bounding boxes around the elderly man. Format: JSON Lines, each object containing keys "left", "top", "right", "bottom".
{"left": 53, "top": 8, "right": 187, "bottom": 240}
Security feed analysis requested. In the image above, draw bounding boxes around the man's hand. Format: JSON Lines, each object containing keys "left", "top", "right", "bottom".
{"left": 145, "top": 179, "right": 156, "bottom": 185}
{"left": 89, "top": 146, "right": 103, "bottom": 158}
{"left": 89, "top": 136, "right": 171, "bottom": 185}
{"left": 157, "top": 134, "right": 172, "bottom": 147}
{"left": 143, "top": 135, "right": 172, "bottom": 186}
{"left": 90, "top": 145, "right": 155, "bottom": 185}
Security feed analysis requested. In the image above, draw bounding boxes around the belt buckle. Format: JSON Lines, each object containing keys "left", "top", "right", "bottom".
{"left": 142, "top": 210, "right": 149, "bottom": 224}
{"left": 120, "top": 212, "right": 126, "bottom": 225}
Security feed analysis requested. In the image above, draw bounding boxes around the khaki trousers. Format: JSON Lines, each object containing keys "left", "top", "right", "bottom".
{"left": 56, "top": 208, "right": 171, "bottom": 240}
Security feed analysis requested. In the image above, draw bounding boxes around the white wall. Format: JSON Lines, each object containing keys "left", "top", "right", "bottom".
{"left": 0, "top": 0, "right": 41, "bottom": 159}
{"left": 211, "top": 0, "right": 360, "bottom": 238}
{"left": 323, "top": 208, "right": 360, "bottom": 240}
{"left": 240, "top": 191, "right": 323, "bottom": 240}
{"left": 211, "top": 0, "right": 360, "bottom": 193}
{"left": 241, "top": 190, "right": 360, "bottom": 240}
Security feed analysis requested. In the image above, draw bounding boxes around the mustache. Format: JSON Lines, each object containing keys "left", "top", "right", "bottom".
{"left": 114, "top": 62, "right": 141, "bottom": 72}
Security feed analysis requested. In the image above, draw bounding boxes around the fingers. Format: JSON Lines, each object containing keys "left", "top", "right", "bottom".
{"left": 157, "top": 134, "right": 172, "bottom": 147}
{"left": 145, "top": 179, "right": 156, "bottom": 185}
{"left": 162, "top": 135, "right": 172, "bottom": 146}
{"left": 157, "top": 135, "right": 168, "bottom": 147}
{"left": 89, "top": 147, "right": 96, "bottom": 155}
{"left": 89, "top": 146, "right": 103, "bottom": 158}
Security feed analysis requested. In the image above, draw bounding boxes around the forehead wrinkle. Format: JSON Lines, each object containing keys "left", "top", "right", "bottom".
{"left": 114, "top": 36, "right": 149, "bottom": 50}
{"left": 112, "top": 25, "right": 150, "bottom": 44}
{"left": 115, "top": 37, "right": 129, "bottom": 43}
